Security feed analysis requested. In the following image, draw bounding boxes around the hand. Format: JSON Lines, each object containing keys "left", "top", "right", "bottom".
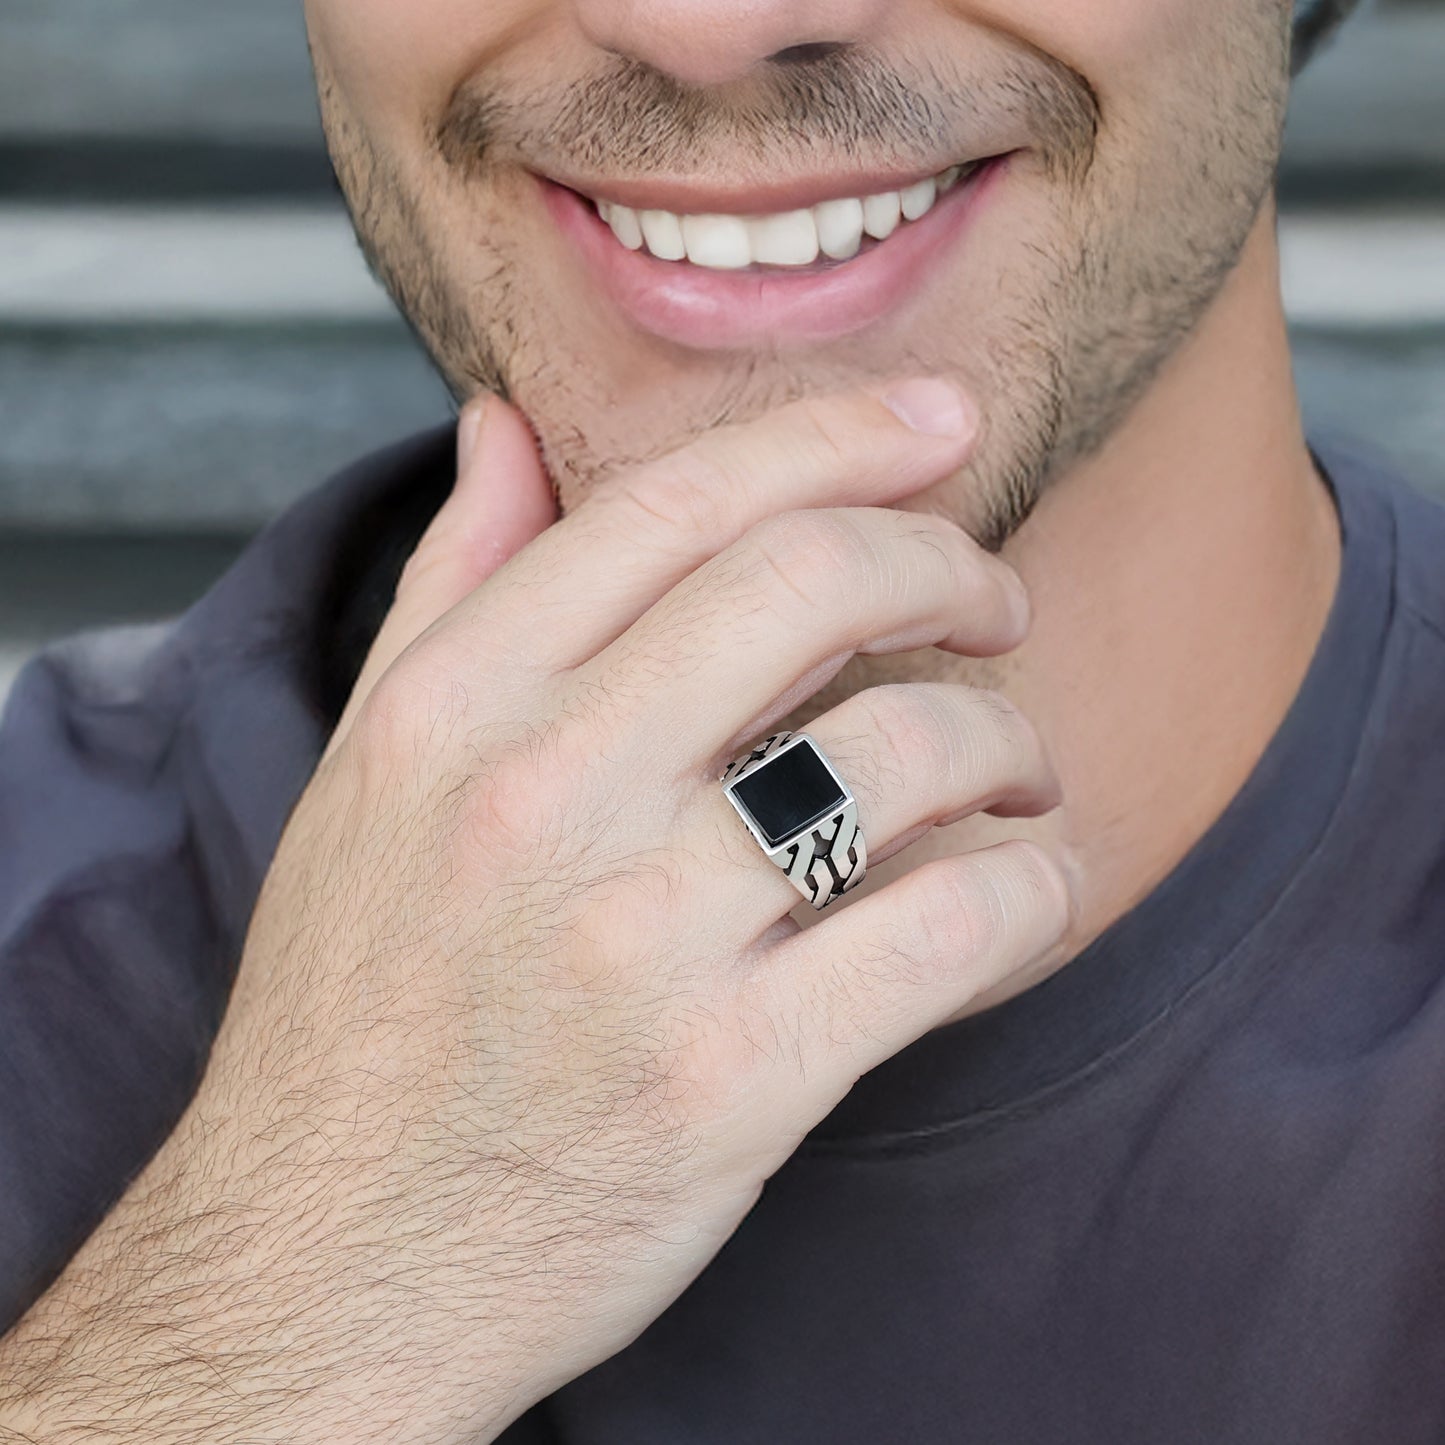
{"left": 0, "top": 381, "right": 1074, "bottom": 1444}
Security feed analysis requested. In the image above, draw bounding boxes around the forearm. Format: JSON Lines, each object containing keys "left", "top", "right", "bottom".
{"left": 0, "top": 1076, "right": 527, "bottom": 1445}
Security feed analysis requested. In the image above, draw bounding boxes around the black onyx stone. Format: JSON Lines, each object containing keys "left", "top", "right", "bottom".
{"left": 729, "top": 740, "right": 847, "bottom": 850}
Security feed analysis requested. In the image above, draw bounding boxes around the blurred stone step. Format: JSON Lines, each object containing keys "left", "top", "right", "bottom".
{"left": 0, "top": 206, "right": 392, "bottom": 322}
{"left": 0, "top": 321, "right": 450, "bottom": 530}
{"left": 1281, "top": 0, "right": 1445, "bottom": 203}
{"left": 0, "top": 0, "right": 317, "bottom": 143}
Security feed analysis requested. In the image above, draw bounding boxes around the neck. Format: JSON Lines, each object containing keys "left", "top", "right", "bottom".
{"left": 788, "top": 196, "right": 1343, "bottom": 1021}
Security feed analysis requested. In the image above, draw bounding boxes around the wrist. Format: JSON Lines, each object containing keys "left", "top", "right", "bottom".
{"left": 0, "top": 1068, "right": 530, "bottom": 1445}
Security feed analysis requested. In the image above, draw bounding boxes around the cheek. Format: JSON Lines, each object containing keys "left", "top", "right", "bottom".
{"left": 304, "top": 0, "right": 544, "bottom": 138}
{"left": 959, "top": 0, "right": 1276, "bottom": 119}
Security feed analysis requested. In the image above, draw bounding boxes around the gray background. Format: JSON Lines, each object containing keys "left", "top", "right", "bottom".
{"left": 1, "top": 0, "right": 1442, "bottom": 690}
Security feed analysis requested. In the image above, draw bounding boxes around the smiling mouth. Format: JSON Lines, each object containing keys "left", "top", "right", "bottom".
{"left": 537, "top": 149, "right": 1012, "bottom": 348}
{"left": 571, "top": 156, "right": 999, "bottom": 274}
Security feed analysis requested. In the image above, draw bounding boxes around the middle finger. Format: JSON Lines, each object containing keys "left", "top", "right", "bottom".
{"left": 568, "top": 504, "right": 1030, "bottom": 773}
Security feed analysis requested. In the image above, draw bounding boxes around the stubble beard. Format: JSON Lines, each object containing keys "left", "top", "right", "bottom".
{"left": 312, "top": 4, "right": 1290, "bottom": 559}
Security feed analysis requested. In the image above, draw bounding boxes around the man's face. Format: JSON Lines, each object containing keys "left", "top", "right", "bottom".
{"left": 304, "top": 0, "right": 1292, "bottom": 549}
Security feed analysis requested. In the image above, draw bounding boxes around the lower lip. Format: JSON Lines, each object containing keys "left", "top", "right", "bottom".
{"left": 538, "top": 155, "right": 1011, "bottom": 351}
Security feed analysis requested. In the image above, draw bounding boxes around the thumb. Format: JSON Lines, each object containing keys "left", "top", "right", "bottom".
{"left": 325, "top": 392, "right": 558, "bottom": 759}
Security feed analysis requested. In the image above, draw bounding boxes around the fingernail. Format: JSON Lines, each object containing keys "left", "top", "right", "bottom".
{"left": 881, "top": 378, "right": 975, "bottom": 438}
{"left": 456, "top": 396, "right": 489, "bottom": 475}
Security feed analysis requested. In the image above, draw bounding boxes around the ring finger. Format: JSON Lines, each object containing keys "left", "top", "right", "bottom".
{"left": 691, "top": 680, "right": 1062, "bottom": 938}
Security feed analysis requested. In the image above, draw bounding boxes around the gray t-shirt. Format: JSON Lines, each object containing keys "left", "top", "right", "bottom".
{"left": 3, "top": 425, "right": 1443, "bottom": 1443}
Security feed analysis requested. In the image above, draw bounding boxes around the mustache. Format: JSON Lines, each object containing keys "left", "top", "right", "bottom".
{"left": 433, "top": 45, "right": 1099, "bottom": 185}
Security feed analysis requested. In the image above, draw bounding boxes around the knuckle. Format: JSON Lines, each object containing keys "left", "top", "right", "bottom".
{"left": 966, "top": 687, "right": 1035, "bottom": 770}
{"left": 343, "top": 661, "right": 484, "bottom": 812}
{"left": 903, "top": 510, "right": 971, "bottom": 558}
{"left": 743, "top": 509, "right": 867, "bottom": 618}
{"left": 462, "top": 721, "right": 579, "bottom": 869}
{"left": 884, "top": 517, "right": 970, "bottom": 609}
{"left": 616, "top": 454, "right": 731, "bottom": 542}
{"left": 466, "top": 755, "right": 547, "bottom": 862}
{"left": 849, "top": 684, "right": 1033, "bottom": 808}
{"left": 788, "top": 395, "right": 855, "bottom": 471}
{"left": 939, "top": 839, "right": 1072, "bottom": 964}
{"left": 915, "top": 856, "right": 1006, "bottom": 966}
{"left": 349, "top": 661, "right": 425, "bottom": 759}
{"left": 924, "top": 523, "right": 1016, "bottom": 609}
{"left": 996, "top": 837, "right": 1075, "bottom": 933}
{"left": 855, "top": 684, "right": 953, "bottom": 791}
{"left": 916, "top": 509, "right": 989, "bottom": 568}
{"left": 904, "top": 840, "right": 1070, "bottom": 989}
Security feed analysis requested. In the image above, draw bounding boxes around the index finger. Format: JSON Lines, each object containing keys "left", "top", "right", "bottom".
{"left": 450, "top": 378, "right": 992, "bottom": 677}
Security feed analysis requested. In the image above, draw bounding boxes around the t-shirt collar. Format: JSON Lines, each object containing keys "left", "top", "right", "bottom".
{"left": 804, "top": 442, "right": 1395, "bottom": 1146}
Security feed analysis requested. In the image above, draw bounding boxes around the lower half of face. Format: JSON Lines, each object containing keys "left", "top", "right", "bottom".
{"left": 305, "top": 0, "right": 1292, "bottom": 549}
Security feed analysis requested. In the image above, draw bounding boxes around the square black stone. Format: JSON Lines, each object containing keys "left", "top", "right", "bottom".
{"left": 729, "top": 739, "right": 848, "bottom": 850}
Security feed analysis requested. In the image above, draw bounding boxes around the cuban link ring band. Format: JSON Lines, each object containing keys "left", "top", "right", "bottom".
{"left": 719, "top": 730, "right": 868, "bottom": 910}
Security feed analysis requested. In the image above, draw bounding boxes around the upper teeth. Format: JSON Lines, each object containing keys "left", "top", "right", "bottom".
{"left": 593, "top": 161, "right": 977, "bottom": 271}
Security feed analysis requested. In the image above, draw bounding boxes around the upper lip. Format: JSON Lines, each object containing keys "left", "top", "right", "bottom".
{"left": 538, "top": 153, "right": 1005, "bottom": 217}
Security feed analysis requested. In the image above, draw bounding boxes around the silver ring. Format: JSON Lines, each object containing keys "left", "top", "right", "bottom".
{"left": 719, "top": 730, "right": 868, "bottom": 911}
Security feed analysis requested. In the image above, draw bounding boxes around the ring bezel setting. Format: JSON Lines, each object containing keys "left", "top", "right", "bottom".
{"left": 720, "top": 731, "right": 867, "bottom": 909}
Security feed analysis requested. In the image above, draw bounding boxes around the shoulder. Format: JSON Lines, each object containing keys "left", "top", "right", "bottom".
{"left": 0, "top": 417, "right": 460, "bottom": 930}
{"left": 4, "top": 419, "right": 458, "bottom": 737}
{"left": 0, "top": 422, "right": 460, "bottom": 1329}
